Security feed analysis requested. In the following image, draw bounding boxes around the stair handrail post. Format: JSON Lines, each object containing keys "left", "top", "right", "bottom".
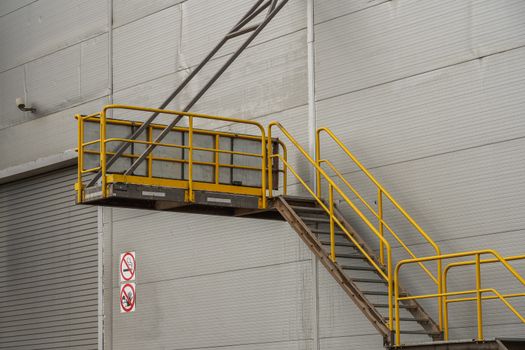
{"left": 394, "top": 261, "right": 402, "bottom": 345}
{"left": 267, "top": 132, "right": 274, "bottom": 198}
{"left": 76, "top": 114, "right": 84, "bottom": 203}
{"left": 187, "top": 116, "right": 194, "bottom": 202}
{"left": 329, "top": 184, "right": 336, "bottom": 262}
{"left": 475, "top": 253, "right": 484, "bottom": 340}
{"left": 378, "top": 189, "right": 385, "bottom": 265}
{"left": 315, "top": 129, "right": 322, "bottom": 197}
{"left": 100, "top": 109, "right": 108, "bottom": 198}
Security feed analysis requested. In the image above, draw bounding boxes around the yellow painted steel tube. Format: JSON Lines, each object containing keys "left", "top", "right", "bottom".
{"left": 395, "top": 249, "right": 525, "bottom": 345}
{"left": 320, "top": 159, "right": 438, "bottom": 284}
{"left": 215, "top": 134, "right": 220, "bottom": 185}
{"left": 76, "top": 114, "right": 84, "bottom": 203}
{"left": 378, "top": 189, "right": 384, "bottom": 265}
{"left": 100, "top": 110, "right": 107, "bottom": 198}
{"left": 148, "top": 126, "right": 153, "bottom": 178}
{"left": 329, "top": 184, "right": 335, "bottom": 262}
{"left": 475, "top": 254, "right": 483, "bottom": 340}
{"left": 188, "top": 117, "right": 194, "bottom": 202}
{"left": 271, "top": 153, "right": 389, "bottom": 281}
{"left": 317, "top": 127, "right": 443, "bottom": 328}
{"left": 446, "top": 292, "right": 525, "bottom": 303}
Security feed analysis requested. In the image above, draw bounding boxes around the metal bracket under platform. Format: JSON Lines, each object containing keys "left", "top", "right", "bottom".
{"left": 81, "top": 182, "right": 282, "bottom": 219}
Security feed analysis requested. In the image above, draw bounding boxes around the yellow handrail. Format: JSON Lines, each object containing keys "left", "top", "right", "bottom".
{"left": 395, "top": 250, "right": 525, "bottom": 345}
{"left": 268, "top": 121, "right": 395, "bottom": 330}
{"left": 316, "top": 127, "right": 443, "bottom": 328}
{"left": 319, "top": 159, "right": 438, "bottom": 285}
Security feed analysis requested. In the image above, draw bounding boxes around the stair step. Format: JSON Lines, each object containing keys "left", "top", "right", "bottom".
{"left": 311, "top": 228, "right": 346, "bottom": 236}
{"left": 351, "top": 278, "right": 388, "bottom": 284}
{"left": 335, "top": 253, "right": 367, "bottom": 260}
{"left": 282, "top": 196, "right": 317, "bottom": 206}
{"left": 291, "top": 206, "right": 326, "bottom": 213}
{"left": 301, "top": 216, "right": 331, "bottom": 223}
{"left": 341, "top": 264, "right": 378, "bottom": 272}
{"left": 397, "top": 329, "right": 441, "bottom": 336}
{"left": 384, "top": 317, "right": 424, "bottom": 323}
{"left": 373, "top": 303, "right": 416, "bottom": 309}
{"left": 363, "top": 290, "right": 408, "bottom": 297}
{"left": 319, "top": 240, "right": 357, "bottom": 249}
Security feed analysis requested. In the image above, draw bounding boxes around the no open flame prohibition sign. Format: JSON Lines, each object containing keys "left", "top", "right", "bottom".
{"left": 120, "top": 283, "right": 136, "bottom": 313}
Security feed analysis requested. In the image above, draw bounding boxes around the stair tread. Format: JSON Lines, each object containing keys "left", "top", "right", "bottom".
{"left": 384, "top": 317, "right": 424, "bottom": 323}
{"left": 311, "top": 228, "right": 345, "bottom": 234}
{"left": 374, "top": 303, "right": 416, "bottom": 309}
{"left": 301, "top": 216, "right": 331, "bottom": 223}
{"left": 335, "top": 253, "right": 367, "bottom": 259}
{"left": 351, "top": 278, "right": 388, "bottom": 284}
{"left": 319, "top": 240, "right": 357, "bottom": 248}
{"left": 291, "top": 206, "right": 325, "bottom": 213}
{"left": 341, "top": 264, "right": 378, "bottom": 272}
{"left": 363, "top": 290, "right": 408, "bottom": 297}
{"left": 397, "top": 329, "right": 441, "bottom": 335}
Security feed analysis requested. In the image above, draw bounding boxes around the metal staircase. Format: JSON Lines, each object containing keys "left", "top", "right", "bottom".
{"left": 75, "top": 108, "right": 525, "bottom": 348}
{"left": 274, "top": 195, "right": 442, "bottom": 344}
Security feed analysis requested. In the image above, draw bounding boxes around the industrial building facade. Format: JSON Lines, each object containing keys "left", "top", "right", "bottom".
{"left": 0, "top": 1, "right": 524, "bottom": 349}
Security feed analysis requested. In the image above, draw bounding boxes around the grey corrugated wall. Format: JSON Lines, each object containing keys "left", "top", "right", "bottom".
{"left": 0, "top": 0, "right": 524, "bottom": 349}
{"left": 0, "top": 167, "right": 99, "bottom": 349}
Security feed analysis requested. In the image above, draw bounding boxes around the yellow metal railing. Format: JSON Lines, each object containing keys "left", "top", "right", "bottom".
{"left": 395, "top": 250, "right": 525, "bottom": 345}
{"left": 315, "top": 127, "right": 444, "bottom": 328}
{"left": 76, "top": 104, "right": 270, "bottom": 208}
{"left": 267, "top": 121, "right": 395, "bottom": 330}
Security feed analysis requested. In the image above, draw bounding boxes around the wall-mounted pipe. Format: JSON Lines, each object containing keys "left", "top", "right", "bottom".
{"left": 307, "top": 1, "right": 320, "bottom": 350}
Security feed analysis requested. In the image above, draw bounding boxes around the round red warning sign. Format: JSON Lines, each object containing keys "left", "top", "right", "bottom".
{"left": 120, "top": 283, "right": 136, "bottom": 313}
{"left": 119, "top": 252, "right": 136, "bottom": 282}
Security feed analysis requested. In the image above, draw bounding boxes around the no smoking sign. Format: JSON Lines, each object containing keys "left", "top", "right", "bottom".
{"left": 120, "top": 252, "right": 136, "bottom": 282}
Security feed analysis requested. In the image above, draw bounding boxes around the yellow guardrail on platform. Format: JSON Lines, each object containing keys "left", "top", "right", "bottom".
{"left": 395, "top": 250, "right": 525, "bottom": 345}
{"left": 76, "top": 104, "right": 272, "bottom": 208}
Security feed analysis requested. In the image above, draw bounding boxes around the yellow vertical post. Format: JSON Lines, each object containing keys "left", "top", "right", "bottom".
{"left": 437, "top": 258, "right": 444, "bottom": 332}
{"left": 187, "top": 117, "right": 194, "bottom": 202}
{"left": 260, "top": 133, "right": 267, "bottom": 209}
{"left": 315, "top": 129, "right": 322, "bottom": 197}
{"left": 329, "top": 184, "right": 336, "bottom": 262}
{"left": 147, "top": 125, "right": 153, "bottom": 178}
{"left": 377, "top": 189, "right": 385, "bottom": 265}
{"left": 77, "top": 115, "right": 84, "bottom": 203}
{"left": 281, "top": 143, "right": 288, "bottom": 196}
{"left": 442, "top": 268, "right": 449, "bottom": 340}
{"left": 267, "top": 130, "right": 273, "bottom": 199}
{"left": 387, "top": 250, "right": 393, "bottom": 333}
{"left": 476, "top": 253, "right": 483, "bottom": 340}
{"left": 214, "top": 134, "right": 220, "bottom": 185}
{"left": 394, "top": 267, "right": 400, "bottom": 345}
{"left": 100, "top": 110, "right": 107, "bottom": 198}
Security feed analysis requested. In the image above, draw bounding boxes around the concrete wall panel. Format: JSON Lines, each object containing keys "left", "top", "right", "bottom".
{"left": 113, "top": 0, "right": 182, "bottom": 28}
{"left": 111, "top": 260, "right": 313, "bottom": 349}
{"left": 0, "top": 66, "right": 28, "bottom": 129}
{"left": 0, "top": 0, "right": 107, "bottom": 72}
{"left": 315, "top": 0, "right": 525, "bottom": 100}
{"left": 113, "top": 6, "right": 180, "bottom": 91}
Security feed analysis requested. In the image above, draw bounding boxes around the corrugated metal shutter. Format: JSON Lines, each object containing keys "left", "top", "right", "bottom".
{"left": 0, "top": 167, "right": 99, "bottom": 349}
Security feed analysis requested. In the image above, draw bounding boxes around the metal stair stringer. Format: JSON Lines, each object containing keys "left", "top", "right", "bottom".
{"left": 331, "top": 205, "right": 443, "bottom": 342}
{"left": 273, "top": 195, "right": 392, "bottom": 341}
